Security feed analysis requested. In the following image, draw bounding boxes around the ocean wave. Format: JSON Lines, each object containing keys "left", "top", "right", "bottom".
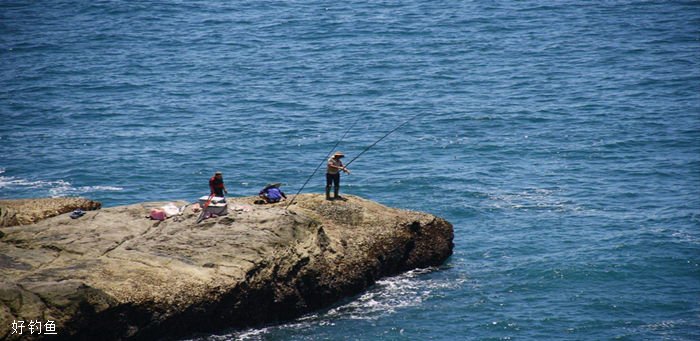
{"left": 209, "top": 267, "right": 461, "bottom": 341}
{"left": 49, "top": 185, "right": 125, "bottom": 197}
{"left": 0, "top": 172, "right": 123, "bottom": 196}
{"left": 325, "top": 267, "right": 441, "bottom": 320}
{"left": 0, "top": 174, "right": 70, "bottom": 191}
{"left": 486, "top": 188, "right": 584, "bottom": 213}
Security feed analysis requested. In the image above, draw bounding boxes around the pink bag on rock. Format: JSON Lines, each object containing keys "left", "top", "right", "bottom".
{"left": 150, "top": 209, "right": 166, "bottom": 221}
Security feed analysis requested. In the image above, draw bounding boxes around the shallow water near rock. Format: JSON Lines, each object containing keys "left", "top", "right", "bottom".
{"left": 1, "top": 1, "right": 699, "bottom": 340}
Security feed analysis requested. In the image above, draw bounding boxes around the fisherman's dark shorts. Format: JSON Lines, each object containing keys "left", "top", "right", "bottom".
{"left": 326, "top": 173, "right": 340, "bottom": 187}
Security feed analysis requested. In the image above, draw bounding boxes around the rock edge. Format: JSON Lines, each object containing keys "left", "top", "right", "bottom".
{"left": 0, "top": 194, "right": 453, "bottom": 340}
{"left": 0, "top": 198, "right": 101, "bottom": 228}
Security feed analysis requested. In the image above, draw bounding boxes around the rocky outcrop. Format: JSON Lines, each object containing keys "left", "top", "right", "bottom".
{"left": 0, "top": 198, "right": 101, "bottom": 228}
{"left": 0, "top": 194, "right": 453, "bottom": 340}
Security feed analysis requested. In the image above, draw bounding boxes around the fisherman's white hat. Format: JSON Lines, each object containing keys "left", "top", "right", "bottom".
{"left": 333, "top": 151, "right": 345, "bottom": 158}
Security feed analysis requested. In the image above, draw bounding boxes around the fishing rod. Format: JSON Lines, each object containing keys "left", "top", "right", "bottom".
{"left": 285, "top": 116, "right": 362, "bottom": 209}
{"left": 344, "top": 112, "right": 421, "bottom": 167}
{"left": 196, "top": 193, "right": 215, "bottom": 224}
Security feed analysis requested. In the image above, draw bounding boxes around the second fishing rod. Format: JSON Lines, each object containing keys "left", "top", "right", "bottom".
{"left": 344, "top": 112, "right": 421, "bottom": 168}
{"left": 286, "top": 112, "right": 421, "bottom": 208}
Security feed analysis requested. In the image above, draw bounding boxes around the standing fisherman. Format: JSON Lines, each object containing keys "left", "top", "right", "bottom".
{"left": 209, "top": 171, "right": 228, "bottom": 198}
{"left": 326, "top": 151, "right": 350, "bottom": 200}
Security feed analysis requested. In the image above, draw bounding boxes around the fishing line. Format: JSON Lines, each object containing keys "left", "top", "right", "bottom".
{"left": 344, "top": 112, "right": 421, "bottom": 167}
{"left": 285, "top": 115, "right": 362, "bottom": 209}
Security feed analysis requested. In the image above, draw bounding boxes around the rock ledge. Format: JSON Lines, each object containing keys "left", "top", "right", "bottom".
{"left": 0, "top": 197, "right": 101, "bottom": 228}
{"left": 0, "top": 194, "right": 453, "bottom": 340}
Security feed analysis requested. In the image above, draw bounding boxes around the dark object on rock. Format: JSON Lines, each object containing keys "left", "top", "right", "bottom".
{"left": 0, "top": 194, "right": 453, "bottom": 340}
{"left": 70, "top": 209, "right": 86, "bottom": 219}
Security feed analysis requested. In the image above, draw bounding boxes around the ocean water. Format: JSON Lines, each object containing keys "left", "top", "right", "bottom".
{"left": 1, "top": 1, "right": 699, "bottom": 340}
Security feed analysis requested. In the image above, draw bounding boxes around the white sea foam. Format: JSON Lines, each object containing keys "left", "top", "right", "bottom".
{"left": 0, "top": 172, "right": 122, "bottom": 196}
{"left": 323, "top": 267, "right": 465, "bottom": 321}
{"left": 217, "top": 267, "right": 461, "bottom": 340}
{"left": 325, "top": 268, "right": 437, "bottom": 320}
{"left": 49, "top": 184, "right": 124, "bottom": 197}
{"left": 487, "top": 188, "right": 584, "bottom": 213}
{"left": 0, "top": 175, "right": 68, "bottom": 190}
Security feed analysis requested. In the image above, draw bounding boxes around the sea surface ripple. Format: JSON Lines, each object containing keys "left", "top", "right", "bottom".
{"left": 1, "top": 1, "right": 699, "bottom": 340}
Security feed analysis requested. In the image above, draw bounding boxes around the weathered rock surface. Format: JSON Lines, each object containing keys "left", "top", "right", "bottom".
{"left": 0, "top": 194, "right": 453, "bottom": 340}
{"left": 0, "top": 198, "right": 101, "bottom": 228}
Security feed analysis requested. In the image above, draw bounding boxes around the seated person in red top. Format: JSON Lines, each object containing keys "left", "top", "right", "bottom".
{"left": 259, "top": 183, "right": 286, "bottom": 203}
{"left": 209, "top": 171, "right": 228, "bottom": 198}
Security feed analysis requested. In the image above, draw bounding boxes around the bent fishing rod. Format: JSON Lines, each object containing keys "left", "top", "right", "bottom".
{"left": 285, "top": 116, "right": 362, "bottom": 209}
{"left": 286, "top": 112, "right": 420, "bottom": 209}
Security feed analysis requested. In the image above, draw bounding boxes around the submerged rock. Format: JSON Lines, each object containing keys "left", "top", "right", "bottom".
{"left": 0, "top": 194, "right": 453, "bottom": 340}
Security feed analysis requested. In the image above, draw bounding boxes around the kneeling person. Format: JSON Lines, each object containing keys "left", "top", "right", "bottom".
{"left": 259, "top": 183, "right": 286, "bottom": 203}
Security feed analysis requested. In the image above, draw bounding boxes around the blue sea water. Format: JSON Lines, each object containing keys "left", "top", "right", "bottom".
{"left": 1, "top": 1, "right": 699, "bottom": 340}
